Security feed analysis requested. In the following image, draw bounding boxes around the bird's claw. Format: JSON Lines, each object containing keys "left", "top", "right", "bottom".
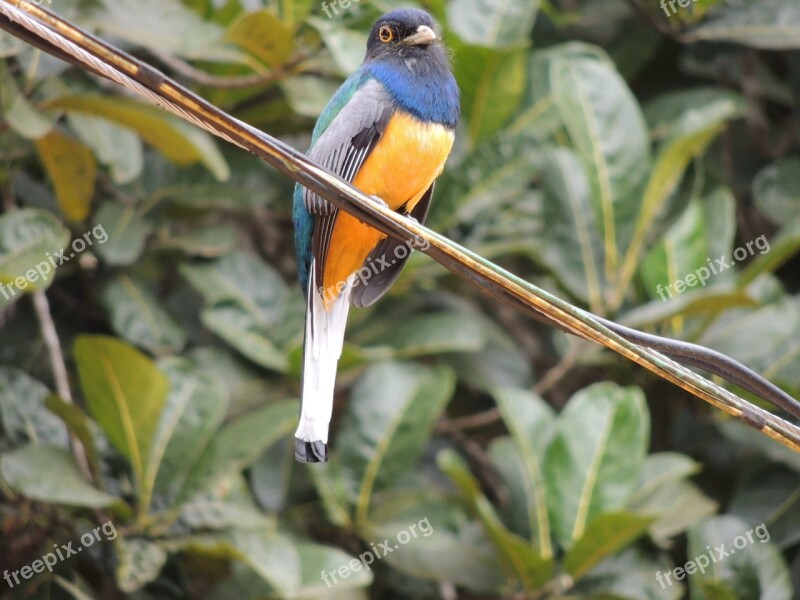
{"left": 369, "top": 195, "right": 389, "bottom": 209}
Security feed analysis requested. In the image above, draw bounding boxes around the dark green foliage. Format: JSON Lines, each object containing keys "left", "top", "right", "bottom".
{"left": 0, "top": 0, "right": 799, "bottom": 598}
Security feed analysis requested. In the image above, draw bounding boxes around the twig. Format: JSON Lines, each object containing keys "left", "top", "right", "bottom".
{"left": 31, "top": 290, "right": 92, "bottom": 480}
{"left": 440, "top": 341, "right": 584, "bottom": 431}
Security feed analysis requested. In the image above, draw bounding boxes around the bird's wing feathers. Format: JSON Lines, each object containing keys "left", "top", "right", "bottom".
{"left": 304, "top": 79, "right": 394, "bottom": 215}
{"left": 306, "top": 79, "right": 395, "bottom": 290}
{"left": 350, "top": 183, "right": 435, "bottom": 308}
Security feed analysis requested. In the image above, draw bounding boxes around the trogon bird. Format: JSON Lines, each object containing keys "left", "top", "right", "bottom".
{"left": 292, "top": 9, "right": 460, "bottom": 463}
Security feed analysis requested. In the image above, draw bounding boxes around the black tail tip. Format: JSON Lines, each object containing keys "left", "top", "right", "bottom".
{"left": 295, "top": 438, "right": 328, "bottom": 463}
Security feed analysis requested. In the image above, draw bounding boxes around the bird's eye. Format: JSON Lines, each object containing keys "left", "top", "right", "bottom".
{"left": 378, "top": 26, "right": 394, "bottom": 43}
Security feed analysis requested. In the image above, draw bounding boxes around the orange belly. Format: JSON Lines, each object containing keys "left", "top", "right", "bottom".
{"left": 322, "top": 111, "right": 454, "bottom": 305}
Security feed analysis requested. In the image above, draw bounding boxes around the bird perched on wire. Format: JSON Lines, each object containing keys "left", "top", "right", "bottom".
{"left": 292, "top": 9, "right": 460, "bottom": 463}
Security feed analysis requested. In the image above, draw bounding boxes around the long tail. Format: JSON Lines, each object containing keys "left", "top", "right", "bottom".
{"left": 295, "top": 261, "right": 352, "bottom": 462}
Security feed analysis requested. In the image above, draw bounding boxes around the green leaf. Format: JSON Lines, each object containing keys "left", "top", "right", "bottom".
{"left": 101, "top": 275, "right": 186, "bottom": 354}
{"left": 437, "top": 449, "right": 553, "bottom": 590}
{"left": 563, "top": 511, "right": 654, "bottom": 580}
{"left": 753, "top": 157, "right": 800, "bottom": 228}
{"left": 0, "top": 209, "right": 71, "bottom": 305}
{"left": 0, "top": 62, "right": 55, "bottom": 139}
{"left": 200, "top": 303, "right": 290, "bottom": 372}
{"left": 295, "top": 542, "right": 372, "bottom": 595}
{"left": 0, "top": 367, "right": 68, "bottom": 446}
{"left": 92, "top": 201, "right": 150, "bottom": 266}
{"left": 73, "top": 335, "right": 170, "bottom": 511}
{"left": 550, "top": 43, "right": 650, "bottom": 281}
{"left": 628, "top": 453, "right": 717, "bottom": 542}
{"left": 441, "top": 311, "right": 533, "bottom": 390}
{"left": 336, "top": 362, "right": 455, "bottom": 522}
{"left": 640, "top": 188, "right": 736, "bottom": 303}
{"left": 115, "top": 538, "right": 168, "bottom": 592}
{"left": 729, "top": 468, "right": 800, "bottom": 548}
{"left": 492, "top": 387, "right": 555, "bottom": 558}
{"left": 537, "top": 146, "right": 605, "bottom": 310}
{"left": 179, "top": 400, "right": 296, "bottom": 501}
{"left": 688, "top": 515, "right": 792, "bottom": 600}
{"left": 180, "top": 250, "right": 290, "bottom": 319}
{"left": 45, "top": 395, "right": 103, "bottom": 484}
{"left": 0, "top": 445, "right": 118, "bottom": 507}
{"left": 544, "top": 382, "right": 649, "bottom": 546}
{"left": 68, "top": 112, "right": 144, "bottom": 184}
{"left": 228, "top": 529, "right": 301, "bottom": 596}
{"left": 615, "top": 123, "right": 728, "bottom": 306}
{"left": 582, "top": 546, "right": 684, "bottom": 600}
{"left": 644, "top": 88, "right": 745, "bottom": 142}
{"left": 451, "top": 39, "right": 527, "bottom": 144}
{"left": 364, "top": 490, "right": 506, "bottom": 592}
{"left": 432, "top": 131, "right": 541, "bottom": 232}
{"left": 448, "top": 0, "right": 538, "bottom": 47}
{"left": 152, "top": 357, "right": 229, "bottom": 501}
{"left": 46, "top": 95, "right": 229, "bottom": 181}
{"left": 360, "top": 311, "right": 485, "bottom": 357}
{"left": 686, "top": 0, "right": 800, "bottom": 49}
{"left": 35, "top": 131, "right": 97, "bottom": 222}
{"left": 307, "top": 17, "right": 365, "bottom": 74}
{"left": 225, "top": 10, "right": 294, "bottom": 67}
{"left": 153, "top": 224, "right": 238, "bottom": 257}
{"left": 92, "top": 0, "right": 233, "bottom": 61}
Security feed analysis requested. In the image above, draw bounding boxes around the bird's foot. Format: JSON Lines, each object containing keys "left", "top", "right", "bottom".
{"left": 369, "top": 195, "right": 389, "bottom": 209}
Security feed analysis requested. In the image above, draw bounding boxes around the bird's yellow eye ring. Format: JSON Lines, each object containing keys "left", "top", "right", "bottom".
{"left": 379, "top": 26, "right": 394, "bottom": 43}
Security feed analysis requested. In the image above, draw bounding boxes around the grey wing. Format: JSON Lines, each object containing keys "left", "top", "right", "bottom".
{"left": 304, "top": 79, "right": 393, "bottom": 216}
{"left": 350, "top": 183, "right": 435, "bottom": 308}
{"left": 306, "top": 80, "right": 394, "bottom": 291}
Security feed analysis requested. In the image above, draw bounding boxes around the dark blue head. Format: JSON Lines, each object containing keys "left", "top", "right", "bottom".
{"left": 362, "top": 9, "right": 459, "bottom": 128}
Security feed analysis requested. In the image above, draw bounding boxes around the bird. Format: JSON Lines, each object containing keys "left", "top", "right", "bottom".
{"left": 292, "top": 8, "right": 460, "bottom": 463}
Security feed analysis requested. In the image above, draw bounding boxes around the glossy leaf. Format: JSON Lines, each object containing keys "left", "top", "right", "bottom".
{"left": 46, "top": 95, "right": 229, "bottom": 181}
{"left": 150, "top": 357, "right": 229, "bottom": 501}
{"left": 563, "top": 511, "right": 654, "bottom": 580}
{"left": 451, "top": 39, "right": 527, "bottom": 144}
{"left": 0, "top": 367, "right": 67, "bottom": 446}
{"left": 688, "top": 515, "right": 792, "bottom": 600}
{"left": 35, "top": 131, "right": 97, "bottom": 222}
{"left": 0, "top": 209, "right": 69, "bottom": 303}
{"left": 101, "top": 275, "right": 186, "bottom": 354}
{"left": 438, "top": 449, "right": 553, "bottom": 590}
{"left": 687, "top": 0, "right": 800, "bottom": 49}
{"left": 0, "top": 444, "right": 118, "bottom": 507}
{"left": 179, "top": 400, "right": 296, "bottom": 501}
{"left": 544, "top": 382, "right": 649, "bottom": 546}
{"left": 73, "top": 335, "right": 170, "bottom": 509}
{"left": 116, "top": 538, "right": 168, "bottom": 592}
{"left": 550, "top": 44, "right": 650, "bottom": 280}
{"left": 493, "top": 387, "right": 555, "bottom": 557}
{"left": 448, "top": 0, "right": 538, "bottom": 47}
{"left": 337, "top": 362, "right": 454, "bottom": 521}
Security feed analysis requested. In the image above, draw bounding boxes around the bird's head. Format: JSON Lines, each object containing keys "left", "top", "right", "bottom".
{"left": 365, "top": 9, "right": 444, "bottom": 63}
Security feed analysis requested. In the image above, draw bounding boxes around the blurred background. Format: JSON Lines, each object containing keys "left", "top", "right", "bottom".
{"left": 0, "top": 0, "right": 799, "bottom": 598}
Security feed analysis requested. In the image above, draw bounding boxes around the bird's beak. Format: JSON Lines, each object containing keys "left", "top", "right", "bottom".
{"left": 402, "top": 25, "right": 437, "bottom": 46}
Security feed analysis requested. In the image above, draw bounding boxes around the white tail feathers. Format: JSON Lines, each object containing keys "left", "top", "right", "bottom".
{"left": 295, "top": 261, "right": 352, "bottom": 462}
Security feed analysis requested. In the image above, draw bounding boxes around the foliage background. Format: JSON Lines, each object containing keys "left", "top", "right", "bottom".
{"left": 1, "top": 0, "right": 799, "bottom": 598}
